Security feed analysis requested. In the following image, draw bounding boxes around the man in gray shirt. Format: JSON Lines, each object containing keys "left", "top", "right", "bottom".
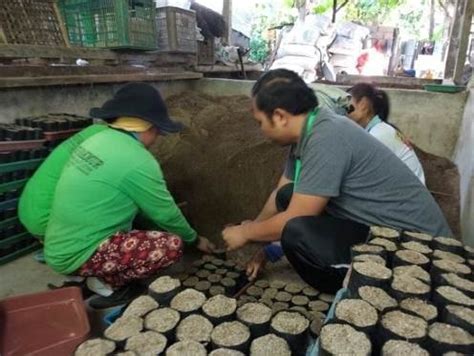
{"left": 222, "top": 69, "right": 451, "bottom": 293}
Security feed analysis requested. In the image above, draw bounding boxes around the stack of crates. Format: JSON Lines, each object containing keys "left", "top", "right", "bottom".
{"left": 155, "top": 6, "right": 197, "bottom": 53}
{"left": 59, "top": 0, "right": 157, "bottom": 50}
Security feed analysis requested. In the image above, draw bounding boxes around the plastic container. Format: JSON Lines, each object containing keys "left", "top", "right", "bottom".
{"left": 59, "top": 0, "right": 157, "bottom": 50}
{"left": 156, "top": 6, "right": 197, "bottom": 53}
{"left": 0, "top": 287, "right": 90, "bottom": 355}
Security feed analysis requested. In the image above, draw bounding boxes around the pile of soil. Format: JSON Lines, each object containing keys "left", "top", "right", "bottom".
{"left": 151, "top": 92, "right": 287, "bottom": 240}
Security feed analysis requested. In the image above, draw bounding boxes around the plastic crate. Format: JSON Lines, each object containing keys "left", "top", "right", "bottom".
{"left": 156, "top": 6, "right": 196, "bottom": 53}
{"left": 198, "top": 36, "right": 215, "bottom": 65}
{"left": 0, "top": 0, "right": 68, "bottom": 46}
{"left": 59, "top": 0, "right": 157, "bottom": 50}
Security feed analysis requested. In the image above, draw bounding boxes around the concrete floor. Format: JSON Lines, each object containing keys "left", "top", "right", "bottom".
{"left": 0, "top": 252, "right": 66, "bottom": 299}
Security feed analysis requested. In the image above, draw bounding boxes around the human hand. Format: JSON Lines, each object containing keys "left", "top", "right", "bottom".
{"left": 222, "top": 225, "right": 248, "bottom": 251}
{"left": 246, "top": 248, "right": 267, "bottom": 280}
{"left": 196, "top": 236, "right": 216, "bottom": 254}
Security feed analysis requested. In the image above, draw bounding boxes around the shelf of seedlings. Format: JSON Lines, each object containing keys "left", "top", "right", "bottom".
{"left": 316, "top": 226, "right": 474, "bottom": 356}
{"left": 76, "top": 255, "right": 330, "bottom": 355}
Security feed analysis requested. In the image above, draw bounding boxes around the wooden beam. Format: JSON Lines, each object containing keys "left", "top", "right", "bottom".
{"left": 0, "top": 44, "right": 118, "bottom": 60}
{"left": 454, "top": 0, "right": 473, "bottom": 84}
{"left": 445, "top": 0, "right": 467, "bottom": 79}
{"left": 0, "top": 72, "right": 203, "bottom": 89}
{"left": 222, "top": 0, "right": 232, "bottom": 45}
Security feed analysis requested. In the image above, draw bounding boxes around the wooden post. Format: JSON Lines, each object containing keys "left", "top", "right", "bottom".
{"left": 444, "top": 0, "right": 467, "bottom": 79}
{"left": 454, "top": 0, "right": 473, "bottom": 84}
{"left": 388, "top": 28, "right": 401, "bottom": 76}
{"left": 222, "top": 0, "right": 232, "bottom": 46}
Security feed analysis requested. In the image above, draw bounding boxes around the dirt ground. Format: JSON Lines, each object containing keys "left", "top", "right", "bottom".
{"left": 150, "top": 93, "right": 287, "bottom": 242}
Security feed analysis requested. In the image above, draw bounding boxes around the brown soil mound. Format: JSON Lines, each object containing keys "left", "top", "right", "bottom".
{"left": 150, "top": 92, "right": 287, "bottom": 240}
{"left": 414, "top": 146, "right": 461, "bottom": 237}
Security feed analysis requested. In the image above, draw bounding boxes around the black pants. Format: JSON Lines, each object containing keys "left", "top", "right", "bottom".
{"left": 276, "top": 184, "right": 369, "bottom": 293}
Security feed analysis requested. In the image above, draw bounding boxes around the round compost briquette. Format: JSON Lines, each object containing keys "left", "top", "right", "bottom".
{"left": 259, "top": 298, "right": 273, "bottom": 307}
{"left": 250, "top": 334, "right": 291, "bottom": 356}
{"left": 202, "top": 255, "right": 214, "bottom": 262}
{"left": 212, "top": 258, "right": 225, "bottom": 267}
{"left": 391, "top": 275, "right": 431, "bottom": 300}
{"left": 192, "top": 259, "right": 206, "bottom": 268}
{"left": 289, "top": 306, "right": 312, "bottom": 320}
{"left": 209, "top": 348, "right": 245, "bottom": 356}
{"left": 215, "top": 268, "right": 228, "bottom": 275}
{"left": 309, "top": 318, "right": 324, "bottom": 338}
{"left": 381, "top": 340, "right": 429, "bottom": 356}
{"left": 349, "top": 261, "right": 392, "bottom": 293}
{"left": 144, "top": 307, "right": 180, "bottom": 334}
{"left": 370, "top": 226, "right": 400, "bottom": 239}
{"left": 393, "top": 249, "right": 430, "bottom": 266}
{"left": 335, "top": 299, "right": 378, "bottom": 329}
{"left": 224, "top": 260, "right": 237, "bottom": 269}
{"left": 111, "top": 352, "right": 136, "bottom": 356}
{"left": 400, "top": 298, "right": 438, "bottom": 322}
{"left": 75, "top": 338, "right": 116, "bottom": 356}
{"left": 353, "top": 254, "right": 386, "bottom": 265}
{"left": 433, "top": 249, "right": 466, "bottom": 264}
{"left": 125, "top": 331, "right": 167, "bottom": 355}
{"left": 170, "top": 288, "right": 206, "bottom": 313}
{"left": 209, "top": 285, "right": 226, "bottom": 296}
{"left": 357, "top": 286, "right": 398, "bottom": 312}
{"left": 202, "top": 294, "right": 237, "bottom": 322}
{"left": 440, "top": 273, "right": 474, "bottom": 297}
{"left": 204, "top": 263, "right": 218, "bottom": 271}
{"left": 104, "top": 315, "right": 143, "bottom": 342}
{"left": 122, "top": 295, "right": 158, "bottom": 318}
{"left": 401, "top": 241, "right": 433, "bottom": 255}
{"left": 432, "top": 259, "right": 471, "bottom": 276}
{"left": 402, "top": 231, "right": 433, "bottom": 243}
{"left": 237, "top": 302, "right": 272, "bottom": 325}
{"left": 183, "top": 276, "right": 199, "bottom": 288}
{"left": 353, "top": 261, "right": 392, "bottom": 279}
{"left": 177, "top": 272, "right": 189, "bottom": 281}
{"left": 352, "top": 243, "right": 386, "bottom": 255}
{"left": 370, "top": 238, "right": 398, "bottom": 251}
{"left": 246, "top": 286, "right": 264, "bottom": 297}
{"left": 262, "top": 287, "right": 278, "bottom": 299}
{"left": 302, "top": 286, "right": 319, "bottom": 299}
{"left": 428, "top": 322, "right": 474, "bottom": 354}
{"left": 270, "top": 280, "right": 286, "bottom": 290}
{"left": 275, "top": 291, "right": 292, "bottom": 302}
{"left": 443, "top": 305, "right": 474, "bottom": 334}
{"left": 176, "top": 314, "right": 213, "bottom": 343}
{"left": 433, "top": 236, "right": 464, "bottom": 254}
{"left": 226, "top": 271, "right": 240, "bottom": 280}
{"left": 284, "top": 283, "right": 304, "bottom": 294}
{"left": 319, "top": 293, "right": 335, "bottom": 303}
{"left": 211, "top": 321, "right": 251, "bottom": 349}
{"left": 195, "top": 280, "right": 212, "bottom": 294}
{"left": 319, "top": 324, "right": 372, "bottom": 356}
{"left": 239, "top": 295, "right": 258, "bottom": 304}
{"left": 149, "top": 276, "right": 180, "bottom": 294}
{"left": 208, "top": 273, "right": 223, "bottom": 284}
{"left": 272, "top": 302, "right": 289, "bottom": 314}
{"left": 196, "top": 269, "right": 211, "bottom": 279}
{"left": 291, "top": 295, "right": 309, "bottom": 307}
{"left": 271, "top": 311, "right": 310, "bottom": 335}
{"left": 381, "top": 310, "right": 427, "bottom": 340}
{"left": 254, "top": 279, "right": 270, "bottom": 289}
{"left": 308, "top": 300, "right": 330, "bottom": 312}
{"left": 434, "top": 286, "right": 474, "bottom": 307}
{"left": 393, "top": 265, "right": 431, "bottom": 283}
{"left": 309, "top": 310, "right": 326, "bottom": 322}
{"left": 165, "top": 340, "right": 207, "bottom": 356}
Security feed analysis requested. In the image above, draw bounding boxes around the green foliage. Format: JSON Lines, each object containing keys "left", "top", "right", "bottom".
{"left": 344, "top": 0, "right": 406, "bottom": 25}
{"left": 312, "top": 0, "right": 333, "bottom": 15}
{"left": 249, "top": 34, "right": 269, "bottom": 63}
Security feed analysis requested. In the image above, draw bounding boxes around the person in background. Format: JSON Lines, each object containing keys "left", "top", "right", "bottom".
{"left": 21, "top": 83, "right": 214, "bottom": 308}
{"left": 346, "top": 83, "right": 425, "bottom": 184}
{"left": 223, "top": 70, "right": 451, "bottom": 292}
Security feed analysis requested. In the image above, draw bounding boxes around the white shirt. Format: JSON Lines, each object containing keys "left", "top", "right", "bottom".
{"left": 367, "top": 117, "right": 426, "bottom": 185}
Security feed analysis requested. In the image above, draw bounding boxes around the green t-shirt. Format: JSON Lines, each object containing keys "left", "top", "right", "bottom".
{"left": 44, "top": 127, "right": 197, "bottom": 275}
{"left": 19, "top": 124, "right": 108, "bottom": 237}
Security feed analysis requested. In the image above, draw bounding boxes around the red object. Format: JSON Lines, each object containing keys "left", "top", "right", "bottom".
{"left": 0, "top": 287, "right": 90, "bottom": 356}
{"left": 78, "top": 230, "right": 183, "bottom": 288}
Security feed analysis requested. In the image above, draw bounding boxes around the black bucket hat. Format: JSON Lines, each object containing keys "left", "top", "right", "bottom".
{"left": 90, "top": 82, "right": 184, "bottom": 134}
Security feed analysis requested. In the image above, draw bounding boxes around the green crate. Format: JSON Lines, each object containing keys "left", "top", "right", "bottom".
{"left": 59, "top": 0, "right": 157, "bottom": 50}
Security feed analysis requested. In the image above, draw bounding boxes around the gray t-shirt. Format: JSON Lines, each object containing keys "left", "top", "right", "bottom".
{"left": 285, "top": 107, "right": 452, "bottom": 237}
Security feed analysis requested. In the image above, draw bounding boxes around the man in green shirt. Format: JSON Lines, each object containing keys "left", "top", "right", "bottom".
{"left": 22, "top": 83, "right": 214, "bottom": 307}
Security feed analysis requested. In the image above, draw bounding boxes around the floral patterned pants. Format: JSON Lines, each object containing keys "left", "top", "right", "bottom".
{"left": 77, "top": 230, "right": 183, "bottom": 288}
